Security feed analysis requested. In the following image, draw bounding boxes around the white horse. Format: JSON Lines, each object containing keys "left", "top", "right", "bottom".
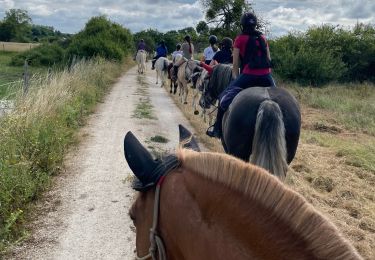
{"left": 136, "top": 50, "right": 147, "bottom": 74}
{"left": 174, "top": 55, "right": 200, "bottom": 104}
{"left": 155, "top": 57, "right": 170, "bottom": 87}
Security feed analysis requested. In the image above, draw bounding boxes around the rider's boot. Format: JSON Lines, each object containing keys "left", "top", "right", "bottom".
{"left": 151, "top": 59, "right": 156, "bottom": 70}
{"left": 206, "top": 107, "right": 224, "bottom": 139}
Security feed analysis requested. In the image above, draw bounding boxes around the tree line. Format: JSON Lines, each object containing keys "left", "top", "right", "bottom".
{"left": 1, "top": 1, "right": 374, "bottom": 85}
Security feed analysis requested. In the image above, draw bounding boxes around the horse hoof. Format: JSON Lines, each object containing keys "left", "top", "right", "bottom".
{"left": 194, "top": 110, "right": 199, "bottom": 115}
{"left": 184, "top": 102, "right": 188, "bottom": 105}
{"left": 170, "top": 90, "right": 172, "bottom": 93}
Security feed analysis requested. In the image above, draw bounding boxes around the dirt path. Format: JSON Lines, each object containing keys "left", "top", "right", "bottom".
{"left": 8, "top": 64, "right": 199, "bottom": 260}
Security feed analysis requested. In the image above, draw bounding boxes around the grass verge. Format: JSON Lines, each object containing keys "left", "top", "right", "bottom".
{"left": 0, "top": 57, "right": 133, "bottom": 253}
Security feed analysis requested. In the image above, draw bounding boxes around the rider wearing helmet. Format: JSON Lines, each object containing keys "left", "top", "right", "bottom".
{"left": 203, "top": 35, "right": 219, "bottom": 65}
{"left": 211, "top": 37, "right": 233, "bottom": 65}
{"left": 152, "top": 40, "right": 168, "bottom": 70}
{"left": 171, "top": 44, "right": 183, "bottom": 63}
{"left": 206, "top": 12, "right": 275, "bottom": 138}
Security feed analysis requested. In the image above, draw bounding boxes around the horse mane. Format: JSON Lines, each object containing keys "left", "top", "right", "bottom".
{"left": 209, "top": 64, "right": 232, "bottom": 99}
{"left": 177, "top": 149, "right": 361, "bottom": 260}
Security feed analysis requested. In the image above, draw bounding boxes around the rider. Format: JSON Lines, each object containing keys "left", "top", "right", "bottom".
{"left": 171, "top": 44, "right": 183, "bottom": 63}
{"left": 134, "top": 39, "right": 147, "bottom": 60}
{"left": 211, "top": 37, "right": 233, "bottom": 65}
{"left": 171, "top": 44, "right": 184, "bottom": 78}
{"left": 203, "top": 35, "right": 219, "bottom": 65}
{"left": 181, "top": 35, "right": 194, "bottom": 60}
{"left": 206, "top": 12, "right": 276, "bottom": 138}
{"left": 151, "top": 40, "right": 168, "bottom": 70}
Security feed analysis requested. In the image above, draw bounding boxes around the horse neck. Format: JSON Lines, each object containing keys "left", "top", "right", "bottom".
{"left": 158, "top": 169, "right": 314, "bottom": 260}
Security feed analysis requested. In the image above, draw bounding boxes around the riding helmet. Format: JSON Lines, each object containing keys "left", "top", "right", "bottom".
{"left": 176, "top": 43, "right": 181, "bottom": 49}
{"left": 221, "top": 37, "right": 233, "bottom": 49}
{"left": 240, "top": 12, "right": 257, "bottom": 28}
{"left": 209, "top": 35, "right": 218, "bottom": 45}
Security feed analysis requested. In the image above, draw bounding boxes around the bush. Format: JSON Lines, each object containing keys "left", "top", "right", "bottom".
{"left": 270, "top": 24, "right": 375, "bottom": 85}
{"left": 10, "top": 43, "right": 65, "bottom": 66}
{"left": 67, "top": 16, "right": 133, "bottom": 61}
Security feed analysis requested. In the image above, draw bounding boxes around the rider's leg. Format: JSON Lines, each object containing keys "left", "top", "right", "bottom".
{"left": 206, "top": 74, "right": 253, "bottom": 138}
{"left": 152, "top": 55, "right": 160, "bottom": 70}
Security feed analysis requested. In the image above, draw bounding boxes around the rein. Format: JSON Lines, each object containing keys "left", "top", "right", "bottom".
{"left": 135, "top": 176, "right": 167, "bottom": 260}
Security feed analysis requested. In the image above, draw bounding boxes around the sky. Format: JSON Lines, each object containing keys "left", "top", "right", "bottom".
{"left": 0, "top": 0, "right": 374, "bottom": 37}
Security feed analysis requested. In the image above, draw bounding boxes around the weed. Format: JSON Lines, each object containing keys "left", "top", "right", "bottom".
{"left": 150, "top": 135, "right": 169, "bottom": 143}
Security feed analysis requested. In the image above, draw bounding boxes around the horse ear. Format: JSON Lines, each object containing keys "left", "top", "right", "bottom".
{"left": 178, "top": 124, "right": 201, "bottom": 152}
{"left": 124, "top": 132, "right": 161, "bottom": 189}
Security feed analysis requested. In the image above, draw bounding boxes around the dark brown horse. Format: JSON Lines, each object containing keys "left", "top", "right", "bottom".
{"left": 124, "top": 125, "right": 361, "bottom": 260}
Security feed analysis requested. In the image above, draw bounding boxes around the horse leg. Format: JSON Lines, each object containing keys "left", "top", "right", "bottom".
{"left": 184, "top": 82, "right": 188, "bottom": 104}
{"left": 156, "top": 71, "right": 159, "bottom": 85}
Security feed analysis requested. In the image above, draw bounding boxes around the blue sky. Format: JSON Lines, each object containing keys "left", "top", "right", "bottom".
{"left": 0, "top": 0, "right": 374, "bottom": 37}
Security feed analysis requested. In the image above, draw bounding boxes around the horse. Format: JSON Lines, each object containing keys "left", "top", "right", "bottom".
{"left": 155, "top": 57, "right": 170, "bottom": 87}
{"left": 124, "top": 125, "right": 362, "bottom": 260}
{"left": 198, "top": 64, "right": 301, "bottom": 180}
{"left": 174, "top": 55, "right": 201, "bottom": 104}
{"left": 136, "top": 50, "right": 147, "bottom": 74}
{"left": 167, "top": 54, "right": 183, "bottom": 95}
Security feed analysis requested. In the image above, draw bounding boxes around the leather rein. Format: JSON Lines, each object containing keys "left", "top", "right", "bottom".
{"left": 135, "top": 176, "right": 167, "bottom": 260}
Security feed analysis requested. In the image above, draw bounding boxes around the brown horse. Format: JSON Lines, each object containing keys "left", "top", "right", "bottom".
{"left": 124, "top": 125, "right": 361, "bottom": 260}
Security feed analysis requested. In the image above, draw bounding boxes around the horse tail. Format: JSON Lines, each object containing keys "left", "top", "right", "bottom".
{"left": 250, "top": 99, "right": 288, "bottom": 180}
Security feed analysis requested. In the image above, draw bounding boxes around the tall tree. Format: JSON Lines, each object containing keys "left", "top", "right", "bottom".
{"left": 196, "top": 21, "right": 209, "bottom": 35}
{"left": 200, "top": 0, "right": 251, "bottom": 37}
{"left": 0, "top": 9, "right": 32, "bottom": 42}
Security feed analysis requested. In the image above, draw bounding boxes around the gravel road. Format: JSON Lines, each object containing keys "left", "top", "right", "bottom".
{"left": 8, "top": 64, "right": 198, "bottom": 260}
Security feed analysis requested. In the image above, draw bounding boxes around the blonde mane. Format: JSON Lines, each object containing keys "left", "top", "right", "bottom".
{"left": 177, "top": 149, "right": 362, "bottom": 260}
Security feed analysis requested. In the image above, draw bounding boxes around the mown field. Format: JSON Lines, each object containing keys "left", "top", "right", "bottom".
{"left": 0, "top": 42, "right": 40, "bottom": 52}
{"left": 0, "top": 52, "right": 45, "bottom": 98}
{"left": 165, "top": 80, "right": 375, "bottom": 259}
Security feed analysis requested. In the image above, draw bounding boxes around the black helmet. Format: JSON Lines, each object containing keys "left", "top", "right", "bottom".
{"left": 208, "top": 35, "right": 217, "bottom": 45}
{"left": 184, "top": 35, "right": 191, "bottom": 42}
{"left": 221, "top": 37, "right": 233, "bottom": 49}
{"left": 176, "top": 44, "right": 181, "bottom": 50}
{"left": 240, "top": 12, "right": 257, "bottom": 28}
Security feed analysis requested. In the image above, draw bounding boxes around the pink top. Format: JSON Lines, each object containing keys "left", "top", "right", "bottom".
{"left": 234, "top": 34, "right": 271, "bottom": 76}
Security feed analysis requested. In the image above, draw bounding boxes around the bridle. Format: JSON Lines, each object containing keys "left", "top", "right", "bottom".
{"left": 135, "top": 175, "right": 168, "bottom": 260}
{"left": 134, "top": 155, "right": 180, "bottom": 260}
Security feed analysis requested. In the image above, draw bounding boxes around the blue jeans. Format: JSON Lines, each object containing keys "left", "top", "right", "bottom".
{"left": 219, "top": 73, "right": 276, "bottom": 111}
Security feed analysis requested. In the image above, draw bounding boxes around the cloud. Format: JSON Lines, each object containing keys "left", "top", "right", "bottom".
{"left": 0, "top": 0, "right": 374, "bottom": 36}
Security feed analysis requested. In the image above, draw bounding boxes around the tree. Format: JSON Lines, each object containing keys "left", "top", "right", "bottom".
{"left": 196, "top": 21, "right": 209, "bottom": 35}
{"left": 200, "top": 0, "right": 251, "bottom": 37}
{"left": 0, "top": 9, "right": 32, "bottom": 42}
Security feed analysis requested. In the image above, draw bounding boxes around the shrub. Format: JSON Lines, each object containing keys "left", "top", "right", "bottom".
{"left": 67, "top": 16, "right": 133, "bottom": 61}
{"left": 10, "top": 43, "right": 65, "bottom": 66}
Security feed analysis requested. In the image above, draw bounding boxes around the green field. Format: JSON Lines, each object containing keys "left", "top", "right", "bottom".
{"left": 0, "top": 52, "right": 45, "bottom": 98}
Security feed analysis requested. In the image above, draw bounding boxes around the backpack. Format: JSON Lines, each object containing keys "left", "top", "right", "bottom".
{"left": 244, "top": 34, "right": 271, "bottom": 69}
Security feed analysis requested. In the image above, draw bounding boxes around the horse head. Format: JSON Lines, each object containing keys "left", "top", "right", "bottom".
{"left": 124, "top": 125, "right": 200, "bottom": 259}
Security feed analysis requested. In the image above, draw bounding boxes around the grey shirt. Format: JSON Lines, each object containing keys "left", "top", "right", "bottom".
{"left": 181, "top": 42, "right": 194, "bottom": 60}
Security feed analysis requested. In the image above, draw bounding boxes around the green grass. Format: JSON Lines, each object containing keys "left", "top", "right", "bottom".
{"left": 302, "top": 130, "right": 375, "bottom": 173}
{"left": 0, "top": 57, "right": 128, "bottom": 253}
{"left": 150, "top": 135, "right": 169, "bottom": 143}
{"left": 287, "top": 83, "right": 375, "bottom": 135}
{"left": 132, "top": 98, "right": 155, "bottom": 119}
{"left": 0, "top": 51, "right": 46, "bottom": 98}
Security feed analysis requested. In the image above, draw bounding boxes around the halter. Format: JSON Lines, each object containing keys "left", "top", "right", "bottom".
{"left": 134, "top": 155, "right": 180, "bottom": 260}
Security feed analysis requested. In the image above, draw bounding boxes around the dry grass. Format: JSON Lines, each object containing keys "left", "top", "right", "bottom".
{"left": 0, "top": 42, "right": 40, "bottom": 52}
{"left": 163, "top": 83, "right": 375, "bottom": 260}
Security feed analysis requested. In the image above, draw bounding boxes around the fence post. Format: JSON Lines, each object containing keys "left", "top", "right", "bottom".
{"left": 23, "top": 60, "right": 29, "bottom": 95}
